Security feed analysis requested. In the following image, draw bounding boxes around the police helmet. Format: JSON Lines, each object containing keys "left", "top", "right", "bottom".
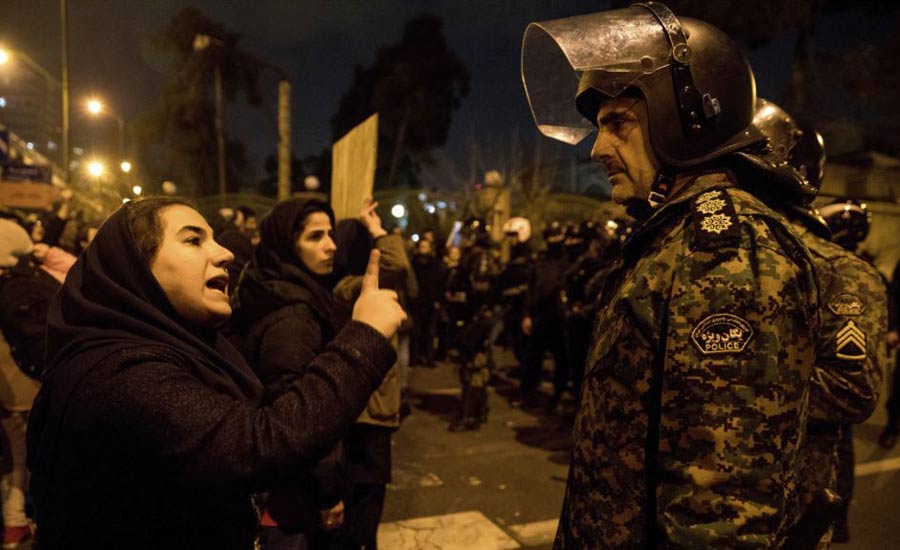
{"left": 461, "top": 217, "right": 492, "bottom": 247}
{"left": 735, "top": 98, "right": 821, "bottom": 204}
{"left": 819, "top": 200, "right": 871, "bottom": 250}
{"left": 563, "top": 221, "right": 588, "bottom": 255}
{"left": 543, "top": 220, "right": 566, "bottom": 244}
{"left": 522, "top": 1, "right": 764, "bottom": 168}
{"left": 502, "top": 217, "right": 532, "bottom": 244}
{"left": 792, "top": 124, "right": 826, "bottom": 192}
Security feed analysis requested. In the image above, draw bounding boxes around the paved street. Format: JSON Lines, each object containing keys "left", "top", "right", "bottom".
{"left": 380, "top": 348, "right": 900, "bottom": 549}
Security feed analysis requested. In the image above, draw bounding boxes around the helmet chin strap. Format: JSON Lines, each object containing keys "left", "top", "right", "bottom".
{"left": 627, "top": 170, "right": 676, "bottom": 220}
{"left": 647, "top": 170, "right": 675, "bottom": 210}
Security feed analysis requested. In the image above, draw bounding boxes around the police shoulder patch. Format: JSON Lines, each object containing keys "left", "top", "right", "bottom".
{"left": 690, "top": 187, "right": 741, "bottom": 250}
{"left": 691, "top": 313, "right": 754, "bottom": 355}
{"left": 836, "top": 319, "right": 867, "bottom": 361}
{"left": 828, "top": 293, "right": 865, "bottom": 316}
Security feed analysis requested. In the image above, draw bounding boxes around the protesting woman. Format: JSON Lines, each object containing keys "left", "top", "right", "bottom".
{"left": 27, "top": 197, "right": 405, "bottom": 550}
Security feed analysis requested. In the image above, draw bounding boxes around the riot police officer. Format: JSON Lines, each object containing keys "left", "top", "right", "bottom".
{"left": 562, "top": 221, "right": 607, "bottom": 407}
{"left": 522, "top": 3, "right": 820, "bottom": 546}
{"left": 445, "top": 219, "right": 498, "bottom": 431}
{"left": 817, "top": 198, "right": 883, "bottom": 543}
{"left": 496, "top": 217, "right": 534, "bottom": 370}
{"left": 736, "top": 99, "right": 887, "bottom": 547}
{"left": 519, "top": 221, "right": 570, "bottom": 410}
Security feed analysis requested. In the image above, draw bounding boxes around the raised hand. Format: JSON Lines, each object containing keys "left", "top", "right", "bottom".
{"left": 359, "top": 198, "right": 387, "bottom": 238}
{"left": 352, "top": 249, "right": 407, "bottom": 339}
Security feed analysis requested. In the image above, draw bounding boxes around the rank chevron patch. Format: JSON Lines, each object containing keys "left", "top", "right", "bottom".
{"left": 836, "top": 320, "right": 867, "bottom": 361}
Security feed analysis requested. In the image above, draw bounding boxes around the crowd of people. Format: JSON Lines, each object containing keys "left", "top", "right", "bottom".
{"left": 0, "top": 2, "right": 899, "bottom": 549}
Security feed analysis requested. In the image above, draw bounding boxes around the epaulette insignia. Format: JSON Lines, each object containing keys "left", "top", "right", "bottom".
{"left": 836, "top": 320, "right": 867, "bottom": 361}
{"left": 691, "top": 188, "right": 741, "bottom": 250}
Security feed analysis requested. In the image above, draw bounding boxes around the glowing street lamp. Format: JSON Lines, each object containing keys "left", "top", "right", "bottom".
{"left": 0, "top": 45, "right": 69, "bottom": 180}
{"left": 87, "top": 160, "right": 104, "bottom": 178}
{"left": 132, "top": 185, "right": 142, "bottom": 196}
{"left": 391, "top": 204, "right": 406, "bottom": 219}
{"left": 120, "top": 161, "right": 132, "bottom": 173}
{"left": 86, "top": 96, "right": 125, "bottom": 156}
{"left": 86, "top": 98, "right": 103, "bottom": 115}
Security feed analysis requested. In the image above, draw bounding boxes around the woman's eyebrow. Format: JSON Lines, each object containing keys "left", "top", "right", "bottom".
{"left": 176, "top": 225, "right": 207, "bottom": 237}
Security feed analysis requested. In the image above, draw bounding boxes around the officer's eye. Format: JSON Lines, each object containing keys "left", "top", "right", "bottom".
{"left": 600, "top": 112, "right": 635, "bottom": 134}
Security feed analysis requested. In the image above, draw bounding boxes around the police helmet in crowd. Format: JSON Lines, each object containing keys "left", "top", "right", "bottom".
{"left": 819, "top": 201, "right": 871, "bottom": 251}
{"left": 502, "top": 217, "right": 532, "bottom": 244}
{"left": 564, "top": 221, "right": 597, "bottom": 258}
{"left": 735, "top": 98, "right": 824, "bottom": 206}
{"left": 0, "top": 218, "right": 34, "bottom": 268}
{"left": 543, "top": 220, "right": 566, "bottom": 245}
{"left": 792, "top": 125, "right": 826, "bottom": 192}
{"left": 522, "top": 2, "right": 764, "bottom": 169}
{"left": 461, "top": 217, "right": 492, "bottom": 247}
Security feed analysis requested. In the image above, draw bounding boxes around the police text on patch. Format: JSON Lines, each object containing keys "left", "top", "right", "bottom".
{"left": 691, "top": 313, "right": 754, "bottom": 355}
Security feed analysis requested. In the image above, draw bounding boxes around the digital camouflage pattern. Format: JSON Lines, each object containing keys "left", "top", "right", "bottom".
{"left": 556, "top": 173, "right": 820, "bottom": 549}
{"left": 792, "top": 224, "right": 887, "bottom": 548}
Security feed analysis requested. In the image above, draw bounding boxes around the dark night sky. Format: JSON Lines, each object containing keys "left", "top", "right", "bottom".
{"left": 0, "top": 1, "right": 892, "bottom": 187}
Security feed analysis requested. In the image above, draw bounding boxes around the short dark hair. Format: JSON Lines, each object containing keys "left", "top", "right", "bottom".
{"left": 236, "top": 206, "right": 256, "bottom": 220}
{"left": 126, "top": 197, "right": 196, "bottom": 266}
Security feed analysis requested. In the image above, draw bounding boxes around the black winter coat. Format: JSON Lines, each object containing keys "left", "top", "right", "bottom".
{"left": 228, "top": 198, "right": 346, "bottom": 530}
{"left": 0, "top": 260, "right": 59, "bottom": 380}
{"left": 27, "top": 202, "right": 396, "bottom": 550}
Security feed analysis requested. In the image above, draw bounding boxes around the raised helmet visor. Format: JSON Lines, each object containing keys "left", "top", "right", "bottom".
{"left": 521, "top": 7, "right": 674, "bottom": 145}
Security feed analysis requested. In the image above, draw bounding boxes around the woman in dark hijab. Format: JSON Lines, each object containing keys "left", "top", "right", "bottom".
{"left": 331, "top": 199, "right": 417, "bottom": 550}
{"left": 26, "top": 197, "right": 405, "bottom": 550}
{"left": 229, "top": 198, "right": 343, "bottom": 549}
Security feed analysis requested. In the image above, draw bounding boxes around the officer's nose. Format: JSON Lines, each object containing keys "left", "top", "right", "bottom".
{"left": 591, "top": 134, "right": 617, "bottom": 173}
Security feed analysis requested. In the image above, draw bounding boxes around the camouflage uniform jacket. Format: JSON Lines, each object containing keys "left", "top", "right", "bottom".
{"left": 794, "top": 223, "right": 886, "bottom": 510}
{"left": 556, "top": 172, "right": 820, "bottom": 549}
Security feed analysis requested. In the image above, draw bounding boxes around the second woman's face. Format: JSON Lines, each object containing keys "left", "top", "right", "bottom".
{"left": 295, "top": 212, "right": 336, "bottom": 275}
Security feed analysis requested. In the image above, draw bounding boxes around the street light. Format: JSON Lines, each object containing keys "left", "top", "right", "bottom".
{"left": 0, "top": 45, "right": 68, "bottom": 178}
{"left": 85, "top": 96, "right": 125, "bottom": 157}
{"left": 132, "top": 185, "right": 142, "bottom": 196}
{"left": 0, "top": 46, "right": 55, "bottom": 83}
{"left": 87, "top": 160, "right": 104, "bottom": 178}
{"left": 86, "top": 98, "right": 102, "bottom": 115}
{"left": 120, "top": 161, "right": 132, "bottom": 173}
{"left": 0, "top": 46, "right": 70, "bottom": 177}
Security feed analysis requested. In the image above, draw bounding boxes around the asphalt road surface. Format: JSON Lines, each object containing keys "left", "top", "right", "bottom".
{"left": 379, "top": 346, "right": 900, "bottom": 550}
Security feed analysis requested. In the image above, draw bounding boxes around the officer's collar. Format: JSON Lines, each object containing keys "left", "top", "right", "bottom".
{"left": 622, "top": 170, "right": 737, "bottom": 255}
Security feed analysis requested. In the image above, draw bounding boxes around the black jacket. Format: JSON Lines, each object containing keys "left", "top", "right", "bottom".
{"left": 0, "top": 260, "right": 60, "bottom": 380}
{"left": 412, "top": 252, "right": 444, "bottom": 309}
{"left": 27, "top": 203, "right": 396, "bottom": 550}
{"left": 229, "top": 198, "right": 345, "bottom": 529}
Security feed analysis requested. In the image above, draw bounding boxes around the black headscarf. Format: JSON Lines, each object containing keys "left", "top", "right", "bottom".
{"left": 29, "top": 201, "right": 265, "bottom": 505}
{"left": 42, "top": 202, "right": 264, "bottom": 401}
{"left": 230, "top": 198, "right": 336, "bottom": 330}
